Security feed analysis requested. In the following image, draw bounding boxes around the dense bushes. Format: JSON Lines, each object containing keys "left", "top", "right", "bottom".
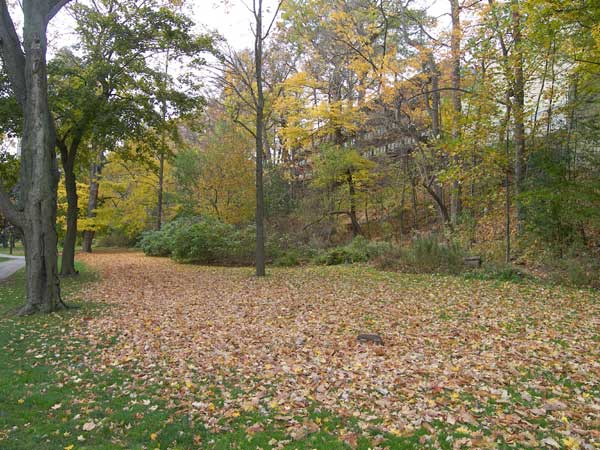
{"left": 314, "top": 236, "right": 392, "bottom": 265}
{"left": 139, "top": 221, "right": 599, "bottom": 289}
{"left": 139, "top": 217, "right": 254, "bottom": 265}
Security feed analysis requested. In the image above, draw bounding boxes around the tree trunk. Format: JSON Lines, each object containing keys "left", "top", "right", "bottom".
{"left": 347, "top": 169, "right": 362, "bottom": 237}
{"left": 15, "top": 3, "right": 64, "bottom": 314}
{"left": 60, "top": 146, "right": 78, "bottom": 276}
{"left": 450, "top": 0, "right": 462, "bottom": 226}
{"left": 254, "top": 0, "right": 266, "bottom": 276}
{"left": 82, "top": 157, "right": 103, "bottom": 253}
{"left": 511, "top": 0, "right": 526, "bottom": 233}
{"left": 156, "top": 151, "right": 164, "bottom": 230}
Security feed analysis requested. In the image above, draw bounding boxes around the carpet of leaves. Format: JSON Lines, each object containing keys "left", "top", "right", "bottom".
{"left": 70, "top": 252, "right": 599, "bottom": 449}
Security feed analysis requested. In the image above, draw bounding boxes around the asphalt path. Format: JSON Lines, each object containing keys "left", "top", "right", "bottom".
{"left": 0, "top": 254, "right": 26, "bottom": 282}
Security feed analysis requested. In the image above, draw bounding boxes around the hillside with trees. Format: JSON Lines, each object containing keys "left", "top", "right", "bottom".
{"left": 0, "top": 1, "right": 599, "bottom": 448}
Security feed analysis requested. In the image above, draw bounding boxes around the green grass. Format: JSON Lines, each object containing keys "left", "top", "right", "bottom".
{"left": 0, "top": 257, "right": 11, "bottom": 263}
{"left": 0, "top": 244, "right": 25, "bottom": 256}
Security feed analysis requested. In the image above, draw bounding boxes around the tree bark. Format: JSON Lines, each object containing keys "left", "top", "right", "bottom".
{"left": 156, "top": 151, "right": 164, "bottom": 230}
{"left": 82, "top": 156, "right": 103, "bottom": 253}
{"left": 347, "top": 169, "right": 362, "bottom": 237}
{"left": 449, "top": 0, "right": 462, "bottom": 226}
{"left": 59, "top": 142, "right": 78, "bottom": 276}
{"left": 511, "top": 0, "right": 526, "bottom": 233}
{"left": 0, "top": 1, "right": 70, "bottom": 314}
{"left": 254, "top": 0, "right": 266, "bottom": 276}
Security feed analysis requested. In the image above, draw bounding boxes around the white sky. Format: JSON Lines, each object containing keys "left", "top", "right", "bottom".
{"left": 48, "top": 0, "right": 449, "bottom": 52}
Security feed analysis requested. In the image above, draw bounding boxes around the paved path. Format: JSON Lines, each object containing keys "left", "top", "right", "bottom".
{"left": 0, "top": 255, "right": 26, "bottom": 282}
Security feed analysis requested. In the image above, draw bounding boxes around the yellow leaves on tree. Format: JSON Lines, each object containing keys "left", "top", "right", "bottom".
{"left": 175, "top": 118, "right": 255, "bottom": 225}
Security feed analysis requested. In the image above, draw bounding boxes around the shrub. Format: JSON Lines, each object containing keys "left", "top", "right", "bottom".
{"left": 463, "top": 263, "right": 528, "bottom": 283}
{"left": 314, "top": 236, "right": 393, "bottom": 265}
{"left": 548, "top": 256, "right": 600, "bottom": 289}
{"left": 138, "top": 219, "right": 186, "bottom": 256}
{"left": 97, "top": 230, "right": 138, "bottom": 248}
{"left": 172, "top": 218, "right": 237, "bottom": 264}
{"left": 403, "top": 235, "right": 465, "bottom": 274}
{"left": 139, "top": 217, "right": 256, "bottom": 265}
{"left": 273, "top": 250, "right": 302, "bottom": 267}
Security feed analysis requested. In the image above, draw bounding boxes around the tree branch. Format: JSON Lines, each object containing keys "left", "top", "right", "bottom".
{"left": 0, "top": 186, "right": 23, "bottom": 228}
{"left": 0, "top": 0, "right": 26, "bottom": 108}
{"left": 48, "top": 0, "right": 73, "bottom": 22}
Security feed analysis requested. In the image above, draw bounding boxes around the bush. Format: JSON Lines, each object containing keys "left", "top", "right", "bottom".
{"left": 403, "top": 235, "right": 465, "bottom": 274}
{"left": 138, "top": 219, "right": 187, "bottom": 256}
{"left": 273, "top": 250, "right": 302, "bottom": 267}
{"left": 547, "top": 256, "right": 600, "bottom": 289}
{"left": 139, "top": 217, "right": 256, "bottom": 265}
{"left": 314, "top": 236, "right": 393, "bottom": 265}
{"left": 463, "top": 263, "right": 528, "bottom": 283}
{"left": 97, "top": 230, "right": 138, "bottom": 248}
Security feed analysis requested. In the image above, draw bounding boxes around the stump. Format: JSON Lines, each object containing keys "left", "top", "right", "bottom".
{"left": 464, "top": 256, "right": 482, "bottom": 268}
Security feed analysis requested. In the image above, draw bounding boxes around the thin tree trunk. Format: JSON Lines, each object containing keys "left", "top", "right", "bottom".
{"left": 347, "top": 170, "right": 362, "bottom": 237}
{"left": 511, "top": 0, "right": 526, "bottom": 233}
{"left": 411, "top": 176, "right": 418, "bottom": 230}
{"left": 82, "top": 156, "right": 103, "bottom": 253}
{"left": 254, "top": 0, "right": 266, "bottom": 276}
{"left": 60, "top": 149, "right": 78, "bottom": 276}
{"left": 156, "top": 49, "right": 170, "bottom": 231}
{"left": 450, "top": 0, "right": 462, "bottom": 226}
{"left": 156, "top": 151, "right": 164, "bottom": 230}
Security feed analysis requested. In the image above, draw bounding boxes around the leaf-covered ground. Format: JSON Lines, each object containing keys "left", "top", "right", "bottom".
{"left": 2, "top": 251, "right": 599, "bottom": 449}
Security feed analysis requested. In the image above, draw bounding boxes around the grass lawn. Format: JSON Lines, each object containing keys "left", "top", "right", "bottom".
{"left": 1, "top": 252, "right": 598, "bottom": 449}
{"left": 0, "top": 246, "right": 25, "bottom": 256}
{"left": 0, "top": 257, "right": 11, "bottom": 263}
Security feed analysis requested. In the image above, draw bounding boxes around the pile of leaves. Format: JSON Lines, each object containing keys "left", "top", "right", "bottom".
{"left": 59, "top": 252, "right": 600, "bottom": 449}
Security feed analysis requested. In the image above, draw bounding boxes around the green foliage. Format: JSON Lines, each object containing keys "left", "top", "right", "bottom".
{"left": 96, "top": 230, "right": 138, "bottom": 248}
{"left": 314, "top": 236, "right": 392, "bottom": 265}
{"left": 522, "top": 145, "right": 600, "bottom": 254}
{"left": 312, "top": 145, "right": 376, "bottom": 190}
{"left": 139, "top": 217, "right": 255, "bottom": 265}
{"left": 0, "top": 151, "right": 19, "bottom": 190}
{"left": 272, "top": 250, "right": 303, "bottom": 267}
{"left": 546, "top": 255, "right": 600, "bottom": 289}
{"left": 402, "top": 236, "right": 466, "bottom": 274}
{"left": 138, "top": 219, "right": 188, "bottom": 256}
{"left": 372, "top": 236, "right": 466, "bottom": 275}
{"left": 463, "top": 263, "right": 529, "bottom": 283}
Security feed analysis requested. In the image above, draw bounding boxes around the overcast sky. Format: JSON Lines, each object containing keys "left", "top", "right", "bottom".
{"left": 48, "top": 0, "right": 449, "bottom": 52}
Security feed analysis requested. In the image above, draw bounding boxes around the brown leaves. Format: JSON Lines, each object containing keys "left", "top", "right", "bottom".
{"left": 71, "top": 252, "right": 600, "bottom": 447}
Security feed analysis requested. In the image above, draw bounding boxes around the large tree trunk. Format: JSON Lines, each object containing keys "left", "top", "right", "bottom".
{"left": 254, "top": 0, "right": 266, "bottom": 276}
{"left": 82, "top": 157, "right": 103, "bottom": 253}
{"left": 17, "top": 4, "right": 64, "bottom": 314}
{"left": 60, "top": 145, "right": 78, "bottom": 276}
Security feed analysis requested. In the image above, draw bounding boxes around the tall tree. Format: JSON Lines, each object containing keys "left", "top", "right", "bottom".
{"left": 50, "top": 0, "right": 209, "bottom": 273}
{"left": 0, "top": 0, "right": 71, "bottom": 314}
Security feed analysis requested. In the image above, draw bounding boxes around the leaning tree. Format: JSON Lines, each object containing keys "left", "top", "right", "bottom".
{"left": 0, "top": 0, "right": 71, "bottom": 314}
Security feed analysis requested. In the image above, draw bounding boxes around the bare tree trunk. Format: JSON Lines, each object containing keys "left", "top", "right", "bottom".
{"left": 450, "top": 0, "right": 462, "bottom": 226}
{"left": 347, "top": 170, "right": 362, "bottom": 237}
{"left": 254, "top": 0, "right": 266, "bottom": 276}
{"left": 511, "top": 0, "right": 526, "bottom": 234}
{"left": 82, "top": 156, "right": 103, "bottom": 253}
{"left": 156, "top": 151, "right": 164, "bottom": 230}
